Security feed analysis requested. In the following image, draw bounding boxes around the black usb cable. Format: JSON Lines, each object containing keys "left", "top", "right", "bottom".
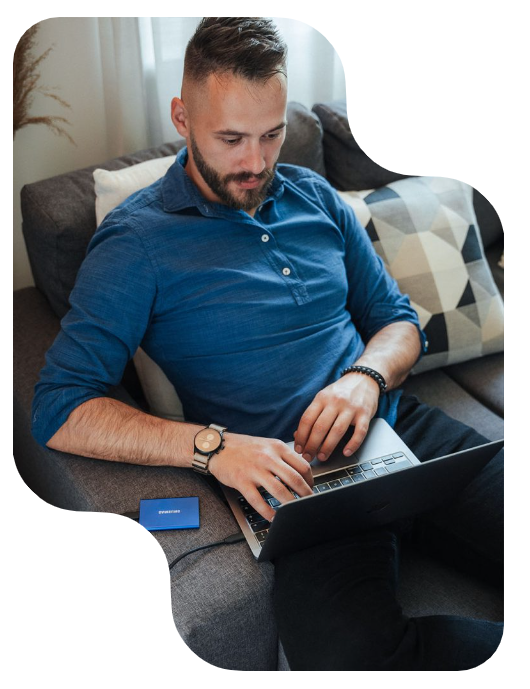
{"left": 121, "top": 511, "right": 245, "bottom": 571}
{"left": 168, "top": 532, "right": 245, "bottom": 570}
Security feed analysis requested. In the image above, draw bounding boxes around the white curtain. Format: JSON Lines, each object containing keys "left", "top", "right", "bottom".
{"left": 97, "top": 17, "right": 346, "bottom": 156}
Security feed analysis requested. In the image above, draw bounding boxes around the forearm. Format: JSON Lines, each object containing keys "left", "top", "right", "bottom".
{"left": 46, "top": 396, "right": 202, "bottom": 468}
{"left": 47, "top": 396, "right": 314, "bottom": 522}
{"left": 353, "top": 321, "right": 421, "bottom": 391}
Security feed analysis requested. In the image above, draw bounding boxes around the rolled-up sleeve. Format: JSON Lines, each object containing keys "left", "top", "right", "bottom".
{"left": 323, "top": 182, "right": 428, "bottom": 353}
{"left": 31, "top": 220, "right": 157, "bottom": 446}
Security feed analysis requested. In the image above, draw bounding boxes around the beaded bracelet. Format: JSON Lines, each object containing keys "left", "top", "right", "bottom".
{"left": 341, "top": 365, "right": 387, "bottom": 395}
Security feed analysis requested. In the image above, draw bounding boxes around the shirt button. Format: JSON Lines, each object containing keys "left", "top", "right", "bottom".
{"left": 261, "top": 234, "right": 270, "bottom": 242}
{"left": 282, "top": 267, "right": 291, "bottom": 276}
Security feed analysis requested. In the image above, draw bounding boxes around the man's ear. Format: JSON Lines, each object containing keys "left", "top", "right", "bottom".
{"left": 171, "top": 97, "right": 189, "bottom": 138}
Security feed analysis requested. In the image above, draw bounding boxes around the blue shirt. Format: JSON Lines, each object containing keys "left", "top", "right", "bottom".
{"left": 32, "top": 147, "right": 426, "bottom": 447}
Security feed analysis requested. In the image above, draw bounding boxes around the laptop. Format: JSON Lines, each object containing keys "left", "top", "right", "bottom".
{"left": 220, "top": 418, "right": 503, "bottom": 562}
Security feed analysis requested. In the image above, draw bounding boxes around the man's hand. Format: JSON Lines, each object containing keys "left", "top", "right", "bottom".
{"left": 293, "top": 373, "right": 380, "bottom": 463}
{"left": 208, "top": 433, "right": 313, "bottom": 522}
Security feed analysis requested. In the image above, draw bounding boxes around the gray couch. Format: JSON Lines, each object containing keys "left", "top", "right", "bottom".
{"left": 14, "top": 101, "right": 503, "bottom": 670}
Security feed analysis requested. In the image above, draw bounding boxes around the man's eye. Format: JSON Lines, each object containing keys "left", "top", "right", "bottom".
{"left": 222, "top": 138, "right": 240, "bottom": 146}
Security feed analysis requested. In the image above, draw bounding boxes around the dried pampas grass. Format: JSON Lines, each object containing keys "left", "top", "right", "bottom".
{"left": 13, "top": 23, "right": 75, "bottom": 144}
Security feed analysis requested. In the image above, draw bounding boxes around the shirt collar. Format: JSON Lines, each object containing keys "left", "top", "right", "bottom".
{"left": 162, "top": 146, "right": 285, "bottom": 216}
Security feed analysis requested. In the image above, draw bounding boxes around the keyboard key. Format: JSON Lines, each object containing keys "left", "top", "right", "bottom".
{"left": 329, "top": 480, "right": 342, "bottom": 489}
{"left": 347, "top": 466, "right": 362, "bottom": 475}
{"left": 340, "top": 477, "right": 354, "bottom": 486}
{"left": 250, "top": 520, "right": 270, "bottom": 533}
{"left": 363, "top": 469, "right": 376, "bottom": 479}
{"left": 353, "top": 474, "right": 366, "bottom": 483}
{"left": 246, "top": 512, "right": 262, "bottom": 523}
{"left": 383, "top": 458, "right": 395, "bottom": 465}
{"left": 392, "top": 452, "right": 404, "bottom": 458}
{"left": 317, "top": 484, "right": 331, "bottom": 492}
{"left": 268, "top": 498, "right": 280, "bottom": 508}
{"left": 374, "top": 467, "right": 388, "bottom": 476}
{"left": 312, "top": 487, "right": 320, "bottom": 494}
{"left": 360, "top": 463, "right": 372, "bottom": 471}
{"left": 386, "top": 460, "right": 411, "bottom": 473}
{"left": 255, "top": 531, "right": 267, "bottom": 543}
{"left": 371, "top": 458, "right": 383, "bottom": 465}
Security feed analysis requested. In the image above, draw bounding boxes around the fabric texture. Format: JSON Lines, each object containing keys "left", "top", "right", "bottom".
{"left": 93, "top": 154, "right": 183, "bottom": 419}
{"left": 311, "top": 100, "right": 410, "bottom": 191}
{"left": 32, "top": 147, "right": 425, "bottom": 446}
{"left": 94, "top": 155, "right": 177, "bottom": 226}
{"left": 339, "top": 177, "right": 504, "bottom": 373}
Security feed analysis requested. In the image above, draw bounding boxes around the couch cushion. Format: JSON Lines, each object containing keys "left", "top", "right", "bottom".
{"left": 443, "top": 352, "right": 504, "bottom": 418}
{"left": 21, "top": 102, "right": 325, "bottom": 321}
{"left": 402, "top": 368, "right": 504, "bottom": 440}
{"left": 338, "top": 177, "right": 504, "bottom": 374}
{"left": 312, "top": 100, "right": 409, "bottom": 191}
{"left": 94, "top": 155, "right": 177, "bottom": 226}
{"left": 21, "top": 141, "right": 186, "bottom": 319}
{"left": 312, "top": 100, "right": 503, "bottom": 249}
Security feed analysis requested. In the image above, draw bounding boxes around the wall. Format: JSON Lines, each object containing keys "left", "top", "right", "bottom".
{"left": 14, "top": 18, "right": 117, "bottom": 289}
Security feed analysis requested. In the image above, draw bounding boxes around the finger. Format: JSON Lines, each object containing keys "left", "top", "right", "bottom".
{"left": 302, "top": 406, "right": 339, "bottom": 460}
{"left": 343, "top": 414, "right": 371, "bottom": 457}
{"left": 242, "top": 484, "right": 276, "bottom": 522}
{"left": 277, "top": 450, "right": 314, "bottom": 493}
{"left": 316, "top": 411, "right": 354, "bottom": 461}
{"left": 294, "top": 398, "right": 323, "bottom": 453}
{"left": 261, "top": 473, "right": 300, "bottom": 507}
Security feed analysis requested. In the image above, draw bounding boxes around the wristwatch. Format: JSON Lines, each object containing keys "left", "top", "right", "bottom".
{"left": 192, "top": 423, "right": 227, "bottom": 475}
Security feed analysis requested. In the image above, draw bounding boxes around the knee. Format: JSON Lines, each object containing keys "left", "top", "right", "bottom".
{"left": 278, "top": 603, "right": 410, "bottom": 671}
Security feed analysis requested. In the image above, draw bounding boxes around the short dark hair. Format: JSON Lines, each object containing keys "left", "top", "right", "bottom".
{"left": 184, "top": 17, "right": 287, "bottom": 85}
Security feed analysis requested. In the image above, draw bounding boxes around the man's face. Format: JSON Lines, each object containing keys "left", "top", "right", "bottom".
{"left": 177, "top": 72, "right": 288, "bottom": 214}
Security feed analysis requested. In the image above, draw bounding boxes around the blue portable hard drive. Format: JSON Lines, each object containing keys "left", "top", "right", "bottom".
{"left": 139, "top": 497, "right": 200, "bottom": 531}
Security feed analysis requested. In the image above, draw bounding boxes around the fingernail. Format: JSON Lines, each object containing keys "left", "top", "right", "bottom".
{"left": 303, "top": 453, "right": 312, "bottom": 461}
{"left": 317, "top": 453, "right": 326, "bottom": 461}
{"left": 344, "top": 449, "right": 353, "bottom": 457}
{"left": 295, "top": 444, "right": 302, "bottom": 453}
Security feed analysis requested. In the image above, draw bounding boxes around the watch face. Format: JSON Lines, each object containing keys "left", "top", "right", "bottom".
{"left": 195, "top": 428, "right": 222, "bottom": 455}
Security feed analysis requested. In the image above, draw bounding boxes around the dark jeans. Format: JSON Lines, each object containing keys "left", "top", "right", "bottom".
{"left": 272, "top": 395, "right": 504, "bottom": 671}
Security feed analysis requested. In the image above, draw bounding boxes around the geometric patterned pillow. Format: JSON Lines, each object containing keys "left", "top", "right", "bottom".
{"left": 338, "top": 177, "right": 504, "bottom": 374}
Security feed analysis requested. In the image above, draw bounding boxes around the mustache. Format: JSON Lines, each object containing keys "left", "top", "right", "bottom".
{"left": 224, "top": 168, "right": 275, "bottom": 184}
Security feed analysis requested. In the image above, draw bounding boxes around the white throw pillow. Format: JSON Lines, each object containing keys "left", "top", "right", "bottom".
{"left": 93, "top": 155, "right": 176, "bottom": 226}
{"left": 93, "top": 155, "right": 184, "bottom": 420}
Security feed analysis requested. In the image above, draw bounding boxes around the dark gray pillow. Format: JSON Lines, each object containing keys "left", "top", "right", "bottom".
{"left": 312, "top": 101, "right": 503, "bottom": 249}
{"left": 21, "top": 102, "right": 325, "bottom": 320}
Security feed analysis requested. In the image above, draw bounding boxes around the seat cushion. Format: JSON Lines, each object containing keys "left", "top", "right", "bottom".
{"left": 401, "top": 369, "right": 503, "bottom": 440}
{"left": 442, "top": 353, "right": 504, "bottom": 418}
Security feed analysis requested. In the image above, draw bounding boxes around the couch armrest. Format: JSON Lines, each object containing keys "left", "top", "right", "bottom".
{"left": 13, "top": 286, "right": 281, "bottom": 670}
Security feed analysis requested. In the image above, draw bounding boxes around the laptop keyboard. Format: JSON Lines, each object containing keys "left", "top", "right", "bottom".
{"left": 237, "top": 451, "right": 412, "bottom": 547}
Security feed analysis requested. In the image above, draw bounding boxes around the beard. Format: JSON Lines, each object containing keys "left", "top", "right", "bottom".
{"left": 189, "top": 131, "right": 276, "bottom": 212}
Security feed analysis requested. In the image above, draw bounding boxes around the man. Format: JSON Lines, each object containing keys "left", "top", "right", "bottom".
{"left": 32, "top": 17, "right": 503, "bottom": 670}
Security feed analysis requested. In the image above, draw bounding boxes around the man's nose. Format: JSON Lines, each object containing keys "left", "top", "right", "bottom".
{"left": 240, "top": 142, "right": 266, "bottom": 175}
